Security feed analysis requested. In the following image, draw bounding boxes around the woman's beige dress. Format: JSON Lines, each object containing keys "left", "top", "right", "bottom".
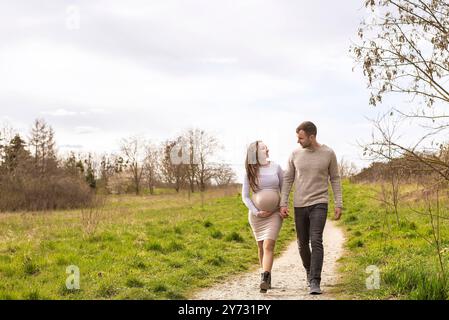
{"left": 242, "top": 162, "right": 284, "bottom": 241}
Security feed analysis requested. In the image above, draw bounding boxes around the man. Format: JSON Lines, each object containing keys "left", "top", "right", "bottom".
{"left": 280, "top": 121, "right": 343, "bottom": 295}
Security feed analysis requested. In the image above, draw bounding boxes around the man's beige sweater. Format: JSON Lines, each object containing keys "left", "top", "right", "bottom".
{"left": 280, "top": 144, "right": 343, "bottom": 208}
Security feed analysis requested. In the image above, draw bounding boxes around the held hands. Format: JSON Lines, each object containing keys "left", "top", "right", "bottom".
{"left": 279, "top": 206, "right": 289, "bottom": 219}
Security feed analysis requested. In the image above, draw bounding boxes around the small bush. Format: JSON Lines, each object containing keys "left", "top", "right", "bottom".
{"left": 203, "top": 221, "right": 213, "bottom": 228}
{"left": 131, "top": 260, "right": 147, "bottom": 270}
{"left": 126, "top": 277, "right": 145, "bottom": 288}
{"left": 165, "top": 291, "right": 186, "bottom": 299}
{"left": 145, "top": 241, "right": 164, "bottom": 252}
{"left": 173, "top": 226, "right": 182, "bottom": 234}
{"left": 348, "top": 239, "right": 364, "bottom": 249}
{"left": 166, "top": 241, "right": 185, "bottom": 252}
{"left": 97, "top": 283, "right": 118, "bottom": 298}
{"left": 207, "top": 256, "right": 226, "bottom": 266}
{"left": 345, "top": 215, "right": 358, "bottom": 223}
{"left": 168, "top": 260, "right": 184, "bottom": 268}
{"left": 408, "top": 222, "right": 417, "bottom": 230}
{"left": 225, "top": 232, "right": 244, "bottom": 243}
{"left": 211, "top": 230, "right": 223, "bottom": 239}
{"left": 0, "top": 173, "right": 94, "bottom": 212}
{"left": 24, "top": 289, "right": 41, "bottom": 300}
{"left": 153, "top": 284, "right": 167, "bottom": 293}
{"left": 23, "top": 256, "right": 39, "bottom": 275}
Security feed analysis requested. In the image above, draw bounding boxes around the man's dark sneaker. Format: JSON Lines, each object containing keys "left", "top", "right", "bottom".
{"left": 260, "top": 271, "right": 270, "bottom": 293}
{"left": 309, "top": 279, "right": 322, "bottom": 295}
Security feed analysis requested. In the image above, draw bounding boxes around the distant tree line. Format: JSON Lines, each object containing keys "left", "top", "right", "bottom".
{"left": 352, "top": 145, "right": 449, "bottom": 184}
{"left": 0, "top": 120, "right": 236, "bottom": 212}
{"left": 104, "top": 128, "right": 237, "bottom": 195}
{"left": 0, "top": 119, "right": 93, "bottom": 211}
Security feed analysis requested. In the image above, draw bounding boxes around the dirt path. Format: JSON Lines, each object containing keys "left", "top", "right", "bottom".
{"left": 192, "top": 220, "right": 345, "bottom": 300}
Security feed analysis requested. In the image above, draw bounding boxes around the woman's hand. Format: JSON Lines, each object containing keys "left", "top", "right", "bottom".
{"left": 257, "top": 210, "right": 273, "bottom": 218}
{"left": 279, "top": 206, "right": 289, "bottom": 219}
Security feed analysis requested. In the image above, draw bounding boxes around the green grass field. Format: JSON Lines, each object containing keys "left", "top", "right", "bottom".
{"left": 0, "top": 187, "right": 296, "bottom": 300}
{"left": 1, "top": 181, "right": 448, "bottom": 300}
{"left": 334, "top": 181, "right": 449, "bottom": 300}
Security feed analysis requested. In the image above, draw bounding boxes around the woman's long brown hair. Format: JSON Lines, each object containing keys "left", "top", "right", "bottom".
{"left": 245, "top": 141, "right": 262, "bottom": 193}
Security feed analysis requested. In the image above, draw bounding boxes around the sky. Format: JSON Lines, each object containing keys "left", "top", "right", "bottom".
{"left": 0, "top": 0, "right": 419, "bottom": 181}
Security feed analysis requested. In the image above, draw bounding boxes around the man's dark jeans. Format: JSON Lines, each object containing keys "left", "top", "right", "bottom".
{"left": 294, "top": 203, "right": 328, "bottom": 283}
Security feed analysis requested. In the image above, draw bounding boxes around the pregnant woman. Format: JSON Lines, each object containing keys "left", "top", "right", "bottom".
{"left": 242, "top": 140, "right": 284, "bottom": 293}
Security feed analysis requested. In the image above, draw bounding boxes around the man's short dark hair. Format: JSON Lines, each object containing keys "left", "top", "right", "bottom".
{"left": 296, "top": 121, "right": 317, "bottom": 137}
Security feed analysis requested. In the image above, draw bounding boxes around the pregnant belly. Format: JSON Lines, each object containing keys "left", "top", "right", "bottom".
{"left": 252, "top": 190, "right": 281, "bottom": 212}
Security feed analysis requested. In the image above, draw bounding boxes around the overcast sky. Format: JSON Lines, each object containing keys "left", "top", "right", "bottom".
{"left": 0, "top": 0, "right": 407, "bottom": 181}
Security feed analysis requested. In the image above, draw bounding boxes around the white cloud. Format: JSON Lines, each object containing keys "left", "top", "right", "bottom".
{"left": 59, "top": 144, "right": 84, "bottom": 149}
{"left": 75, "top": 126, "right": 101, "bottom": 135}
{"left": 41, "top": 108, "right": 78, "bottom": 117}
{"left": 198, "top": 57, "right": 239, "bottom": 65}
{"left": 0, "top": 0, "right": 391, "bottom": 182}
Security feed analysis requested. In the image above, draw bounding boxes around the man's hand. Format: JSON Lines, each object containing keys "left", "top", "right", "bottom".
{"left": 334, "top": 207, "right": 342, "bottom": 220}
{"left": 257, "top": 211, "right": 273, "bottom": 218}
{"left": 279, "top": 206, "right": 289, "bottom": 219}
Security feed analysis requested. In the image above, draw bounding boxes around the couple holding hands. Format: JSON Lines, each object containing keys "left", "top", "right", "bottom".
{"left": 242, "top": 121, "right": 343, "bottom": 295}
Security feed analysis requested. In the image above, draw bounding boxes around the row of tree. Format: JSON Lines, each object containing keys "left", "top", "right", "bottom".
{"left": 0, "top": 120, "right": 236, "bottom": 211}
{"left": 0, "top": 120, "right": 93, "bottom": 211}
{"left": 103, "top": 129, "right": 236, "bottom": 195}
{"left": 352, "top": 147, "right": 449, "bottom": 184}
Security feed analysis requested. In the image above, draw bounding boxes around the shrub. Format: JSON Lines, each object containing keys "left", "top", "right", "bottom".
{"left": 23, "top": 256, "right": 39, "bottom": 275}
{"left": 225, "top": 231, "right": 244, "bottom": 242}
{"left": 211, "top": 230, "right": 223, "bottom": 239}
{"left": 0, "top": 173, "right": 94, "bottom": 212}
{"left": 126, "top": 277, "right": 145, "bottom": 288}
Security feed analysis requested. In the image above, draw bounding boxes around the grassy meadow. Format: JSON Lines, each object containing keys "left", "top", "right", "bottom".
{"left": 0, "top": 186, "right": 297, "bottom": 300}
{"left": 334, "top": 181, "right": 449, "bottom": 300}
{"left": 1, "top": 180, "right": 448, "bottom": 300}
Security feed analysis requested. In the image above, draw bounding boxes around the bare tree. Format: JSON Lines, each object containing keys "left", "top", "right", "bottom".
{"left": 193, "top": 129, "right": 221, "bottom": 192}
{"left": 83, "top": 152, "right": 97, "bottom": 189}
{"left": 63, "top": 151, "right": 82, "bottom": 177}
{"left": 0, "top": 121, "right": 17, "bottom": 163}
{"left": 404, "top": 179, "right": 448, "bottom": 283}
{"left": 143, "top": 141, "right": 160, "bottom": 195}
{"left": 212, "top": 163, "right": 237, "bottom": 186}
{"left": 120, "top": 136, "right": 145, "bottom": 195}
{"left": 28, "top": 119, "right": 58, "bottom": 176}
{"left": 181, "top": 129, "right": 230, "bottom": 191}
{"left": 361, "top": 111, "right": 449, "bottom": 183}
{"left": 97, "top": 153, "right": 124, "bottom": 193}
{"left": 0, "top": 121, "right": 16, "bottom": 142}
{"left": 183, "top": 129, "right": 200, "bottom": 193}
{"left": 353, "top": 0, "right": 449, "bottom": 108}
{"left": 81, "top": 194, "right": 107, "bottom": 238}
{"left": 338, "top": 157, "right": 359, "bottom": 178}
{"left": 353, "top": 1, "right": 449, "bottom": 181}
{"left": 160, "top": 138, "right": 187, "bottom": 193}
{"left": 361, "top": 112, "right": 405, "bottom": 225}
